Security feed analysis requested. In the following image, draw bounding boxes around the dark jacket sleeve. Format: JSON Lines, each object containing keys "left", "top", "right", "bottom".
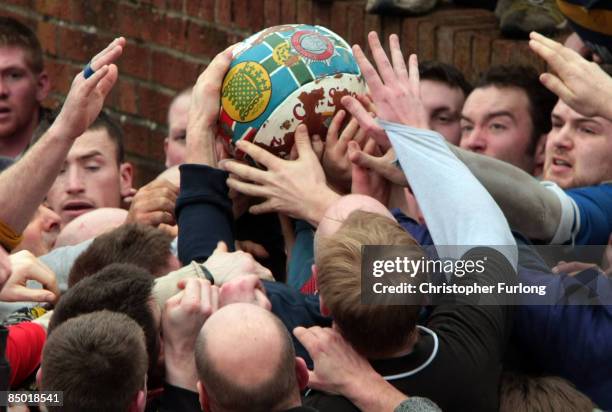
{"left": 176, "top": 164, "right": 234, "bottom": 264}
{"left": 146, "top": 383, "right": 201, "bottom": 412}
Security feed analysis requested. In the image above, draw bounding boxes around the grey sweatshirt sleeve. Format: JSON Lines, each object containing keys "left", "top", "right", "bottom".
{"left": 380, "top": 120, "right": 517, "bottom": 269}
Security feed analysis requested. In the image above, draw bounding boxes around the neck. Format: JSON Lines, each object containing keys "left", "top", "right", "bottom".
{"left": 370, "top": 328, "right": 419, "bottom": 360}
{"left": 0, "top": 109, "right": 40, "bottom": 157}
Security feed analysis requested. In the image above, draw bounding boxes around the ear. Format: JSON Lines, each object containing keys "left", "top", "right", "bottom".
{"left": 197, "top": 380, "right": 211, "bottom": 412}
{"left": 119, "top": 162, "right": 134, "bottom": 197}
{"left": 35, "top": 70, "right": 50, "bottom": 102}
{"left": 295, "top": 356, "right": 309, "bottom": 390}
{"left": 319, "top": 294, "right": 331, "bottom": 317}
{"left": 36, "top": 367, "right": 42, "bottom": 388}
{"left": 128, "top": 390, "right": 146, "bottom": 412}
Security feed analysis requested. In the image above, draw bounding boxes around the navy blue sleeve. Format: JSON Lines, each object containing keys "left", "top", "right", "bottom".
{"left": 566, "top": 184, "right": 612, "bottom": 245}
{"left": 176, "top": 164, "right": 234, "bottom": 264}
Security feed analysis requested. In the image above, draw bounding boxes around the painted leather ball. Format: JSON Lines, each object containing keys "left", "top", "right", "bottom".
{"left": 219, "top": 24, "right": 365, "bottom": 160}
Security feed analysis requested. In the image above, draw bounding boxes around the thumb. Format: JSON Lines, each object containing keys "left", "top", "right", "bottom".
{"left": 7, "top": 286, "right": 57, "bottom": 304}
{"left": 213, "top": 241, "right": 228, "bottom": 254}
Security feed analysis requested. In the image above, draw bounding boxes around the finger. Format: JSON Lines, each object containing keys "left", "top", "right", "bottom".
{"left": 211, "top": 285, "right": 219, "bottom": 312}
{"left": 367, "top": 31, "right": 396, "bottom": 85}
{"left": 293, "top": 326, "right": 318, "bottom": 352}
{"left": 352, "top": 44, "right": 385, "bottom": 98}
{"left": 235, "top": 140, "right": 282, "bottom": 170}
{"left": 339, "top": 117, "right": 360, "bottom": 144}
{"left": 408, "top": 54, "right": 420, "bottom": 99}
{"left": 539, "top": 73, "right": 574, "bottom": 101}
{"left": 226, "top": 177, "right": 270, "bottom": 198}
{"left": 95, "top": 64, "right": 119, "bottom": 97}
{"left": 294, "top": 124, "right": 317, "bottom": 160}
{"left": 352, "top": 123, "right": 368, "bottom": 148}
{"left": 220, "top": 159, "right": 271, "bottom": 184}
{"left": 326, "top": 110, "right": 346, "bottom": 146}
{"left": 311, "top": 134, "right": 324, "bottom": 160}
{"left": 91, "top": 42, "right": 124, "bottom": 71}
{"left": 21, "top": 260, "right": 60, "bottom": 298}
{"left": 5, "top": 286, "right": 57, "bottom": 303}
{"left": 341, "top": 96, "right": 390, "bottom": 150}
{"left": 254, "top": 289, "right": 271, "bottom": 310}
{"left": 90, "top": 37, "right": 125, "bottom": 67}
{"left": 138, "top": 211, "right": 176, "bottom": 227}
{"left": 249, "top": 200, "right": 278, "bottom": 215}
{"left": 389, "top": 34, "right": 410, "bottom": 84}
{"left": 362, "top": 137, "right": 377, "bottom": 155}
{"left": 81, "top": 64, "right": 110, "bottom": 94}
{"left": 213, "top": 241, "right": 229, "bottom": 254}
{"left": 182, "top": 278, "right": 202, "bottom": 306}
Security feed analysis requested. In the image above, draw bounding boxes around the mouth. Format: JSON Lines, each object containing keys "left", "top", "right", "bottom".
{"left": 549, "top": 157, "right": 573, "bottom": 175}
{"left": 61, "top": 201, "right": 95, "bottom": 218}
{"left": 0, "top": 107, "right": 11, "bottom": 119}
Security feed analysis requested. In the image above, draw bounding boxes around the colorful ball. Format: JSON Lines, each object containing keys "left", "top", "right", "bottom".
{"left": 219, "top": 24, "right": 365, "bottom": 160}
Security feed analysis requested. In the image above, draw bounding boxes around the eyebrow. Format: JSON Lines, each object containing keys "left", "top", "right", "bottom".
{"left": 483, "top": 111, "right": 516, "bottom": 123}
{"left": 75, "top": 150, "right": 105, "bottom": 162}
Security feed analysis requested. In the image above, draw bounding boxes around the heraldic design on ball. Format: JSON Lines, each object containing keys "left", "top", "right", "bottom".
{"left": 219, "top": 24, "right": 366, "bottom": 160}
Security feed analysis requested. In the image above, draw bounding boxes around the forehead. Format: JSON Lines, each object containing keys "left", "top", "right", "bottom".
{"left": 553, "top": 100, "right": 612, "bottom": 131}
{"left": 0, "top": 46, "right": 31, "bottom": 70}
{"left": 463, "top": 86, "right": 530, "bottom": 119}
{"left": 168, "top": 94, "right": 190, "bottom": 128}
{"left": 66, "top": 128, "right": 118, "bottom": 162}
{"left": 420, "top": 80, "right": 465, "bottom": 110}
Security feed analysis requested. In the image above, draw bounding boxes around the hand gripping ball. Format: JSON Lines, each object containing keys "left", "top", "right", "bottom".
{"left": 218, "top": 24, "right": 365, "bottom": 161}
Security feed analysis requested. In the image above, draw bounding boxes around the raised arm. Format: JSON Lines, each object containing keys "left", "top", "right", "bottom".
{"left": 342, "top": 32, "right": 517, "bottom": 266}
{"left": 0, "top": 38, "right": 125, "bottom": 234}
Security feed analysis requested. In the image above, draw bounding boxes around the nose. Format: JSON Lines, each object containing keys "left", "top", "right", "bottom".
{"left": 41, "top": 206, "right": 61, "bottom": 235}
{"left": 0, "top": 77, "right": 8, "bottom": 98}
{"left": 460, "top": 127, "right": 487, "bottom": 153}
{"left": 548, "top": 125, "right": 574, "bottom": 152}
{"left": 66, "top": 166, "right": 85, "bottom": 194}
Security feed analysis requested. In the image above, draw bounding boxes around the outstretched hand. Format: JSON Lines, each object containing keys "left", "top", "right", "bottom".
{"left": 186, "top": 47, "right": 234, "bottom": 166}
{"left": 341, "top": 32, "right": 429, "bottom": 151}
{"left": 220, "top": 124, "right": 340, "bottom": 227}
{"left": 50, "top": 37, "right": 125, "bottom": 141}
{"left": 529, "top": 31, "right": 612, "bottom": 119}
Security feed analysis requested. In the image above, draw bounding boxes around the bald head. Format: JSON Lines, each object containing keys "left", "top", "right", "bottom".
{"left": 195, "top": 303, "right": 302, "bottom": 412}
{"left": 55, "top": 208, "right": 128, "bottom": 248}
{"left": 315, "top": 194, "right": 394, "bottom": 246}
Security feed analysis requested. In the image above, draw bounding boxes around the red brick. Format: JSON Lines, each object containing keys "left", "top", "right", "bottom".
{"left": 118, "top": 3, "right": 155, "bottom": 42}
{"left": 249, "top": 0, "right": 265, "bottom": 30}
{"left": 280, "top": 0, "right": 297, "bottom": 24}
{"left": 118, "top": 42, "right": 151, "bottom": 81}
{"left": 186, "top": 22, "right": 228, "bottom": 58}
{"left": 127, "top": 156, "right": 165, "bottom": 188}
{"left": 148, "top": 131, "right": 167, "bottom": 163}
{"left": 44, "top": 59, "right": 76, "bottom": 95}
{"left": 1, "top": 0, "right": 33, "bottom": 8}
{"left": 186, "top": 0, "right": 215, "bottom": 22}
{"left": 296, "top": 0, "right": 313, "bottom": 24}
{"left": 150, "top": 15, "right": 188, "bottom": 51}
{"left": 264, "top": 0, "right": 281, "bottom": 27}
{"left": 37, "top": 21, "right": 57, "bottom": 56}
{"left": 137, "top": 84, "right": 174, "bottom": 125}
{"left": 216, "top": 0, "right": 232, "bottom": 25}
{"left": 381, "top": 15, "right": 402, "bottom": 45}
{"left": 151, "top": 52, "right": 200, "bottom": 90}
{"left": 123, "top": 122, "right": 151, "bottom": 157}
{"left": 56, "top": 26, "right": 109, "bottom": 63}
{"left": 312, "top": 1, "right": 331, "bottom": 27}
{"left": 329, "top": 2, "right": 349, "bottom": 39}
{"left": 233, "top": 0, "right": 250, "bottom": 29}
{"left": 346, "top": 3, "right": 364, "bottom": 46}
{"left": 117, "top": 79, "right": 138, "bottom": 115}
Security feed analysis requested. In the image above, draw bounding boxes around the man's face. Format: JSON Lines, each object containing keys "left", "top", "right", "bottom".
{"left": 459, "top": 86, "right": 536, "bottom": 173}
{"left": 164, "top": 93, "right": 190, "bottom": 168}
{"left": 0, "top": 47, "right": 47, "bottom": 141}
{"left": 13, "top": 205, "right": 61, "bottom": 256}
{"left": 420, "top": 80, "right": 465, "bottom": 145}
{"left": 543, "top": 100, "right": 612, "bottom": 189}
{"left": 46, "top": 128, "right": 133, "bottom": 226}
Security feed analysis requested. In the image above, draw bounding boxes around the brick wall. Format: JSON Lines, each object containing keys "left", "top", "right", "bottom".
{"left": 0, "top": 0, "right": 550, "bottom": 186}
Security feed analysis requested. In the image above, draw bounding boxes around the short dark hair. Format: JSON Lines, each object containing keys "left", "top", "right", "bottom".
{"left": 68, "top": 223, "right": 173, "bottom": 287}
{"left": 50, "top": 263, "right": 159, "bottom": 374}
{"left": 419, "top": 60, "right": 472, "bottom": 97}
{"left": 0, "top": 17, "right": 44, "bottom": 73}
{"left": 476, "top": 65, "right": 557, "bottom": 151}
{"left": 89, "top": 111, "right": 125, "bottom": 163}
{"left": 41, "top": 310, "right": 148, "bottom": 412}
{"left": 500, "top": 372, "right": 596, "bottom": 412}
{"left": 195, "top": 312, "right": 298, "bottom": 412}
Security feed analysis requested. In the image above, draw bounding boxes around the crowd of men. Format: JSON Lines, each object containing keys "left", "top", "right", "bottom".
{"left": 0, "top": 9, "right": 610, "bottom": 412}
